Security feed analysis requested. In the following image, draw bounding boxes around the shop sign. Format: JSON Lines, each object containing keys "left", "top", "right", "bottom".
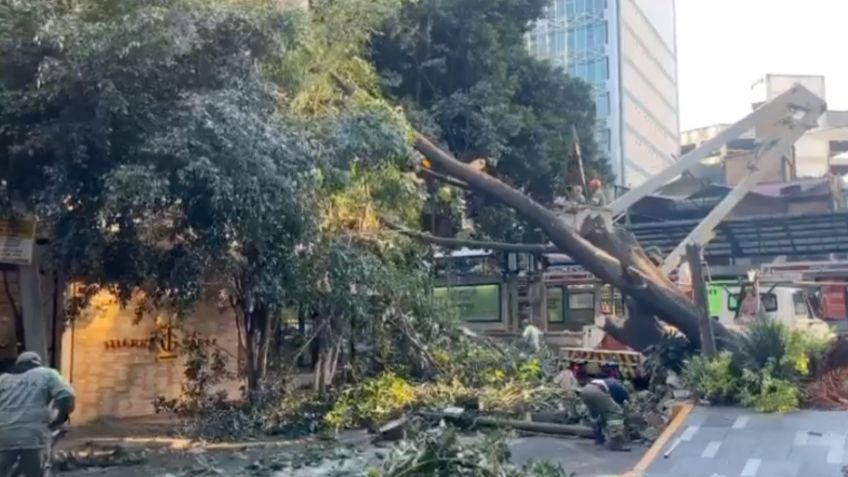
{"left": 104, "top": 324, "right": 218, "bottom": 361}
{"left": 0, "top": 220, "right": 36, "bottom": 265}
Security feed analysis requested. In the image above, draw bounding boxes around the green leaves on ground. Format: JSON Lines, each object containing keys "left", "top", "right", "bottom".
{"left": 682, "top": 351, "right": 739, "bottom": 404}
{"left": 379, "top": 427, "right": 571, "bottom": 477}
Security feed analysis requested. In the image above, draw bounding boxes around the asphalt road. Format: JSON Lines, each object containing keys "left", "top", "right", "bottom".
{"left": 509, "top": 435, "right": 643, "bottom": 477}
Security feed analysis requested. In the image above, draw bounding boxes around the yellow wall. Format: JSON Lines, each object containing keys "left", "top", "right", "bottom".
{"left": 62, "top": 290, "right": 241, "bottom": 423}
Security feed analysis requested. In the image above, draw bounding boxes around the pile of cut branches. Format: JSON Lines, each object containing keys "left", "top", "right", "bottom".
{"left": 379, "top": 427, "right": 572, "bottom": 477}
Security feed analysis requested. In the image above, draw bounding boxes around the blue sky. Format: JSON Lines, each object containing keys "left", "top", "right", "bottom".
{"left": 676, "top": 0, "right": 848, "bottom": 131}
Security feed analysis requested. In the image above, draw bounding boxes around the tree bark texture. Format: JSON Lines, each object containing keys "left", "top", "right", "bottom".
{"left": 413, "top": 133, "right": 736, "bottom": 350}
{"left": 238, "top": 305, "right": 276, "bottom": 395}
{"left": 602, "top": 296, "right": 665, "bottom": 353}
{"left": 687, "top": 244, "right": 717, "bottom": 357}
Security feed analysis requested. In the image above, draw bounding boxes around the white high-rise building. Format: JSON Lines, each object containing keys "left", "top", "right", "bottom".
{"left": 527, "top": 0, "right": 681, "bottom": 188}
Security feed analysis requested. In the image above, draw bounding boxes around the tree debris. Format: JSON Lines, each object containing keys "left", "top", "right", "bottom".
{"left": 54, "top": 445, "right": 148, "bottom": 471}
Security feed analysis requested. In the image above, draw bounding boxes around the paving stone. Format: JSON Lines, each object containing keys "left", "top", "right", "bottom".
{"left": 644, "top": 407, "right": 848, "bottom": 477}
{"left": 756, "top": 460, "right": 800, "bottom": 477}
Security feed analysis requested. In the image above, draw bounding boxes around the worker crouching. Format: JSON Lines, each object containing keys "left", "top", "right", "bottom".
{"left": 577, "top": 378, "right": 630, "bottom": 451}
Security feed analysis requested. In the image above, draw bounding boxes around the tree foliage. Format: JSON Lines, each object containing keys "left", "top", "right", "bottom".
{"left": 0, "top": 0, "right": 320, "bottom": 391}
{"left": 0, "top": 0, "right": 454, "bottom": 394}
{"left": 369, "top": 0, "right": 611, "bottom": 240}
{"left": 1, "top": 0, "right": 614, "bottom": 402}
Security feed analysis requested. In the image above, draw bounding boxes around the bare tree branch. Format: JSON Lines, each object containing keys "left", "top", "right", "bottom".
{"left": 419, "top": 168, "right": 470, "bottom": 189}
{"left": 382, "top": 218, "right": 557, "bottom": 253}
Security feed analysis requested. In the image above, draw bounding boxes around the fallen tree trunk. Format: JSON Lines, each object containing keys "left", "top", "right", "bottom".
{"left": 413, "top": 133, "right": 735, "bottom": 350}
{"left": 330, "top": 73, "right": 735, "bottom": 351}
{"left": 475, "top": 416, "right": 594, "bottom": 438}
{"left": 581, "top": 218, "right": 735, "bottom": 349}
{"left": 603, "top": 297, "right": 665, "bottom": 353}
{"left": 580, "top": 217, "right": 666, "bottom": 350}
{"left": 420, "top": 411, "right": 594, "bottom": 438}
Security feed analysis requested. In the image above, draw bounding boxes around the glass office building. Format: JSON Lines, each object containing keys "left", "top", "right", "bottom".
{"left": 527, "top": 0, "right": 680, "bottom": 188}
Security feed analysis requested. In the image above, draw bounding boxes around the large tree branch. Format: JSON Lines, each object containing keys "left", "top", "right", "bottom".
{"left": 412, "top": 133, "right": 711, "bottom": 347}
{"left": 331, "top": 71, "right": 737, "bottom": 349}
{"left": 420, "top": 168, "right": 470, "bottom": 189}
{"left": 383, "top": 218, "right": 557, "bottom": 253}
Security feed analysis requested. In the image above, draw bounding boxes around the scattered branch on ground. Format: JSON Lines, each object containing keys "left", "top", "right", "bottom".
{"left": 54, "top": 446, "right": 147, "bottom": 472}
{"left": 379, "top": 427, "right": 573, "bottom": 477}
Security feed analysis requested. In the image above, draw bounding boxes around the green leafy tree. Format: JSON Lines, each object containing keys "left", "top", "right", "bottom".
{"left": 0, "top": 0, "right": 312, "bottom": 392}
{"left": 2, "top": 0, "right": 452, "bottom": 395}
{"left": 368, "top": 0, "right": 611, "bottom": 240}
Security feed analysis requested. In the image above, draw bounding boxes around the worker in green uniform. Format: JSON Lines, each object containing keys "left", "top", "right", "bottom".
{"left": 577, "top": 378, "right": 630, "bottom": 451}
{"left": 0, "top": 352, "right": 75, "bottom": 477}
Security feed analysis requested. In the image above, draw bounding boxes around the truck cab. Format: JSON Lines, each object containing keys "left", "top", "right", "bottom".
{"left": 708, "top": 282, "right": 833, "bottom": 337}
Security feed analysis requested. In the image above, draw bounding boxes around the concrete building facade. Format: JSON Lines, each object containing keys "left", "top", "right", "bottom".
{"left": 59, "top": 290, "right": 242, "bottom": 423}
{"left": 527, "top": 0, "right": 681, "bottom": 188}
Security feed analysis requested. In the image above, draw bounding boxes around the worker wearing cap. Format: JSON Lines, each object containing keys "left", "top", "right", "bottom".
{"left": 568, "top": 185, "right": 587, "bottom": 206}
{"left": 588, "top": 178, "right": 607, "bottom": 206}
{"left": 0, "top": 351, "right": 75, "bottom": 476}
{"left": 577, "top": 377, "right": 629, "bottom": 450}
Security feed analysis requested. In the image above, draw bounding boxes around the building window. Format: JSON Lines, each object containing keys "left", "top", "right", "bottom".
{"left": 595, "top": 127, "right": 612, "bottom": 154}
{"left": 556, "top": 30, "right": 566, "bottom": 52}
{"left": 586, "top": 24, "right": 595, "bottom": 49}
{"left": 595, "top": 59, "right": 607, "bottom": 83}
{"left": 596, "top": 92, "right": 609, "bottom": 117}
{"left": 434, "top": 284, "right": 502, "bottom": 323}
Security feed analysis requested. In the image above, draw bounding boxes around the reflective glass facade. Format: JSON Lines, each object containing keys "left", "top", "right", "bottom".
{"left": 527, "top": 0, "right": 680, "bottom": 187}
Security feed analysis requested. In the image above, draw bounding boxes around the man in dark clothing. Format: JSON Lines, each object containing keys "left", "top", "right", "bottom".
{"left": 577, "top": 378, "right": 630, "bottom": 451}
{"left": 602, "top": 377, "right": 630, "bottom": 406}
{"left": 0, "top": 352, "right": 75, "bottom": 477}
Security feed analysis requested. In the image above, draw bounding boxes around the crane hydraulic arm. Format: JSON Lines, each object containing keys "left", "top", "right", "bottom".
{"left": 607, "top": 85, "right": 827, "bottom": 274}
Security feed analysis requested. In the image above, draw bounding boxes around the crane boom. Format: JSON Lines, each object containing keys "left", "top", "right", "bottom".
{"left": 606, "top": 84, "right": 826, "bottom": 272}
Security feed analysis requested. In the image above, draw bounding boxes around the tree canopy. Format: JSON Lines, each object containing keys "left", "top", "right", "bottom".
{"left": 0, "top": 0, "right": 442, "bottom": 390}
{"left": 0, "top": 0, "right": 613, "bottom": 393}
{"left": 369, "top": 0, "right": 611, "bottom": 241}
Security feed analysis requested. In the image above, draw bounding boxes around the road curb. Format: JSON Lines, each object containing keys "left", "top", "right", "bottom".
{"left": 620, "top": 402, "right": 694, "bottom": 477}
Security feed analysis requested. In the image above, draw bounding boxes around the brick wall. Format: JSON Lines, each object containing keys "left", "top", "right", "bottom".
{"left": 64, "top": 290, "right": 241, "bottom": 423}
